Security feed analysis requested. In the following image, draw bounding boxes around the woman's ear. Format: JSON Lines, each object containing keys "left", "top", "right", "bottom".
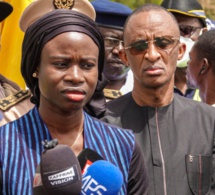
{"left": 32, "top": 67, "right": 40, "bottom": 78}
{"left": 178, "top": 42, "right": 186, "bottom": 61}
{"left": 119, "top": 49, "right": 129, "bottom": 67}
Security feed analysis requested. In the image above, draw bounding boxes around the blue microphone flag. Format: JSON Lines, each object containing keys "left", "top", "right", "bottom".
{"left": 81, "top": 160, "right": 123, "bottom": 195}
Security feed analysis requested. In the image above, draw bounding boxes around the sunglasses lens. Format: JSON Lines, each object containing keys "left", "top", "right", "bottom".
{"left": 179, "top": 26, "right": 193, "bottom": 37}
{"left": 155, "top": 37, "right": 175, "bottom": 50}
{"left": 126, "top": 36, "right": 178, "bottom": 55}
{"left": 129, "top": 40, "right": 148, "bottom": 55}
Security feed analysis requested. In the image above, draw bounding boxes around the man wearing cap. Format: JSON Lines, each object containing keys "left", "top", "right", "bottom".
{"left": 161, "top": 0, "right": 207, "bottom": 41}
{"left": 161, "top": 0, "right": 207, "bottom": 101}
{"left": 0, "top": 1, "right": 34, "bottom": 126}
{"left": 91, "top": 0, "right": 133, "bottom": 101}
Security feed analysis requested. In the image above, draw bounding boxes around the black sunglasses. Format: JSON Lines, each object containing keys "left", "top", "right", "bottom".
{"left": 124, "top": 36, "right": 179, "bottom": 55}
{"left": 179, "top": 25, "right": 202, "bottom": 38}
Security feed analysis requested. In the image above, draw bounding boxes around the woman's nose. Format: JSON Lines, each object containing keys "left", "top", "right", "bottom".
{"left": 64, "top": 65, "right": 85, "bottom": 84}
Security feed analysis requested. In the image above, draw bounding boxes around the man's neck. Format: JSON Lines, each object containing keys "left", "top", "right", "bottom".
{"left": 199, "top": 78, "right": 215, "bottom": 105}
{"left": 132, "top": 82, "right": 174, "bottom": 107}
{"left": 174, "top": 68, "right": 187, "bottom": 95}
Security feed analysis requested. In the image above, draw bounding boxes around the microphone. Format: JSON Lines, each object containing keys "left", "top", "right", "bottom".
{"left": 81, "top": 160, "right": 123, "bottom": 195}
{"left": 33, "top": 140, "right": 82, "bottom": 195}
{"left": 77, "top": 148, "right": 103, "bottom": 174}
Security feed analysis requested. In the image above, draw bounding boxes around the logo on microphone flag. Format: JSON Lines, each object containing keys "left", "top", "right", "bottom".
{"left": 43, "top": 164, "right": 81, "bottom": 188}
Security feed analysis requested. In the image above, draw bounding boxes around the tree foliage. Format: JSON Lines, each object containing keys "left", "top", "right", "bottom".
{"left": 112, "top": 0, "right": 214, "bottom": 19}
{"left": 90, "top": 0, "right": 214, "bottom": 20}
{"left": 111, "top": 0, "right": 163, "bottom": 10}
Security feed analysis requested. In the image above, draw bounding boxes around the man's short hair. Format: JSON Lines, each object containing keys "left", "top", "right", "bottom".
{"left": 124, "top": 3, "right": 179, "bottom": 33}
{"left": 194, "top": 29, "right": 215, "bottom": 73}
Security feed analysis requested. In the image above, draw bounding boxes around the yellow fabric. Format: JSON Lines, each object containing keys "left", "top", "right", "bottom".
{"left": 193, "top": 89, "right": 201, "bottom": 102}
{"left": 0, "top": 0, "right": 33, "bottom": 89}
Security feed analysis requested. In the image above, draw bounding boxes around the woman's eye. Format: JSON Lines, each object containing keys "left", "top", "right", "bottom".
{"left": 53, "top": 62, "right": 68, "bottom": 67}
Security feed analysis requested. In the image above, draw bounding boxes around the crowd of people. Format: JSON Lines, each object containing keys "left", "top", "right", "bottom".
{"left": 0, "top": 0, "right": 215, "bottom": 194}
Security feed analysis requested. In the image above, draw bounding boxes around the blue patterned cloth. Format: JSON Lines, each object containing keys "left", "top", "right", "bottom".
{"left": 0, "top": 107, "right": 134, "bottom": 194}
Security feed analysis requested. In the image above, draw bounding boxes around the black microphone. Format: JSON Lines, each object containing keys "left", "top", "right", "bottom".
{"left": 77, "top": 148, "right": 103, "bottom": 174}
{"left": 33, "top": 140, "right": 82, "bottom": 195}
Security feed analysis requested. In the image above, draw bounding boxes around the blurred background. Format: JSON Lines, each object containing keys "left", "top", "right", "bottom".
{"left": 93, "top": 0, "right": 215, "bottom": 20}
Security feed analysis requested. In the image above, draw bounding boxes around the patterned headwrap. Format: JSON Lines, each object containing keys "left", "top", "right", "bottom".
{"left": 21, "top": 9, "right": 105, "bottom": 106}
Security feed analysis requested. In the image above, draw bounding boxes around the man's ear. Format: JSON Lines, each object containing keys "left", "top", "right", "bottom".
{"left": 199, "top": 58, "right": 209, "bottom": 75}
{"left": 201, "top": 27, "right": 208, "bottom": 34}
{"left": 119, "top": 49, "right": 129, "bottom": 67}
{"left": 177, "top": 42, "right": 186, "bottom": 60}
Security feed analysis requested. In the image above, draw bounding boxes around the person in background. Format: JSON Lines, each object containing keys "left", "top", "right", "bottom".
{"left": 0, "top": 0, "right": 149, "bottom": 194}
{"left": 187, "top": 29, "right": 215, "bottom": 106}
{"left": 91, "top": 0, "right": 133, "bottom": 101}
{"left": 102, "top": 3, "right": 215, "bottom": 194}
{"left": 160, "top": 0, "right": 207, "bottom": 101}
{"left": 0, "top": 1, "right": 34, "bottom": 126}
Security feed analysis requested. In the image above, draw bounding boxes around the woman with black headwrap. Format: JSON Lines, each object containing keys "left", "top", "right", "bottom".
{"left": 0, "top": 9, "right": 148, "bottom": 194}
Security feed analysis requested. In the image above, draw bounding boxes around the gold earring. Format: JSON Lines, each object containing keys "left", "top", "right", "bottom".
{"left": 32, "top": 72, "right": 37, "bottom": 78}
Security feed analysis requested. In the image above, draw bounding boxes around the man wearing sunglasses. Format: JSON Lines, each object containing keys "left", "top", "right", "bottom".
{"left": 91, "top": 0, "right": 133, "bottom": 102}
{"left": 161, "top": 0, "right": 207, "bottom": 42}
{"left": 102, "top": 3, "right": 215, "bottom": 195}
{"left": 161, "top": 0, "right": 207, "bottom": 102}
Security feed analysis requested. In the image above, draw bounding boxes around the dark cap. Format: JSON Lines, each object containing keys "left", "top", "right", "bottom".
{"left": 0, "top": 1, "right": 13, "bottom": 22}
{"left": 91, "top": 0, "right": 132, "bottom": 29}
{"left": 161, "top": 0, "right": 207, "bottom": 27}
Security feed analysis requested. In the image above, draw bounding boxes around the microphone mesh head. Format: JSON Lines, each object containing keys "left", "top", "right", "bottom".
{"left": 34, "top": 144, "right": 82, "bottom": 195}
{"left": 82, "top": 160, "right": 123, "bottom": 195}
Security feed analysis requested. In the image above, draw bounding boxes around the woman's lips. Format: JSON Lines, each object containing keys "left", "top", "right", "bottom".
{"left": 62, "top": 90, "right": 86, "bottom": 102}
{"left": 66, "top": 92, "right": 85, "bottom": 101}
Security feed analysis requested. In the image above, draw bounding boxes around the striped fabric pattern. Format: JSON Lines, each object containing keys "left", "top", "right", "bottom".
{"left": 0, "top": 107, "right": 135, "bottom": 194}
{"left": 84, "top": 113, "right": 135, "bottom": 194}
